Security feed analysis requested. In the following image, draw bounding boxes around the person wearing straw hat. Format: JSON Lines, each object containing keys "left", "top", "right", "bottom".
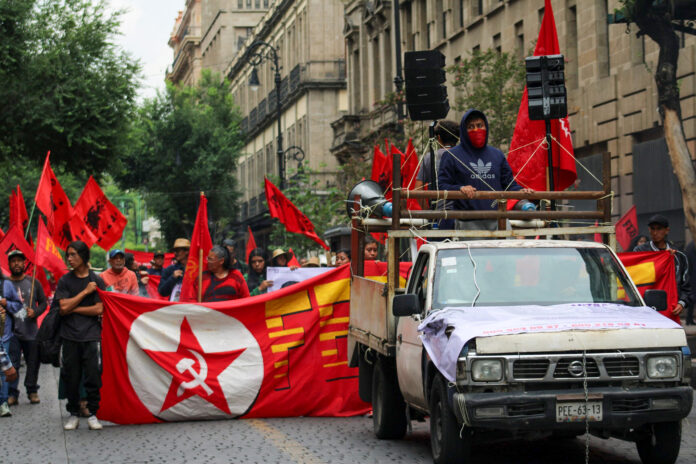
{"left": 7, "top": 249, "right": 47, "bottom": 405}
{"left": 158, "top": 238, "right": 190, "bottom": 301}
{"left": 271, "top": 248, "right": 292, "bottom": 267}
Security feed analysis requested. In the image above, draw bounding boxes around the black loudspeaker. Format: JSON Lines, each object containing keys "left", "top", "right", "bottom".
{"left": 404, "top": 50, "right": 450, "bottom": 121}
{"left": 346, "top": 180, "right": 389, "bottom": 219}
{"left": 526, "top": 54, "right": 567, "bottom": 120}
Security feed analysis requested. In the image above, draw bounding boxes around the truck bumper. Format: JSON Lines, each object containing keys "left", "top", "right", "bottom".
{"left": 452, "top": 386, "right": 693, "bottom": 431}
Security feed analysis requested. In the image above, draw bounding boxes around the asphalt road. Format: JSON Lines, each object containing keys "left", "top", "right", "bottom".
{"left": 2, "top": 366, "right": 695, "bottom": 464}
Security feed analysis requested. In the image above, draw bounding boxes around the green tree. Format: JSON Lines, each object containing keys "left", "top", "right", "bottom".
{"left": 117, "top": 70, "right": 244, "bottom": 245}
{"left": 614, "top": 0, "right": 696, "bottom": 239}
{"left": 0, "top": 0, "right": 139, "bottom": 175}
{"left": 448, "top": 48, "right": 526, "bottom": 149}
{"left": 267, "top": 163, "right": 343, "bottom": 257}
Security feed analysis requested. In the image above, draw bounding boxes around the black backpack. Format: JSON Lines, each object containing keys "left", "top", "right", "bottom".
{"left": 36, "top": 299, "right": 61, "bottom": 367}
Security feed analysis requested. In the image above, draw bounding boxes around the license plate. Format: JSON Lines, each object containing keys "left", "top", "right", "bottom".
{"left": 556, "top": 401, "right": 602, "bottom": 422}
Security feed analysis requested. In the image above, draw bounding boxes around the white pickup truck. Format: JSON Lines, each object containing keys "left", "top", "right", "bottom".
{"left": 348, "top": 239, "right": 692, "bottom": 464}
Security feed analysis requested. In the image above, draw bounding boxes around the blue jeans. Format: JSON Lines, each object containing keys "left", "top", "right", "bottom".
{"left": 0, "top": 338, "right": 19, "bottom": 404}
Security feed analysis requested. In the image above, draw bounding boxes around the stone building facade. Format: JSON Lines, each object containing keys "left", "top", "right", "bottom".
{"left": 332, "top": 0, "right": 696, "bottom": 246}
{"left": 168, "top": 0, "right": 271, "bottom": 86}
{"left": 224, "top": 0, "right": 347, "bottom": 242}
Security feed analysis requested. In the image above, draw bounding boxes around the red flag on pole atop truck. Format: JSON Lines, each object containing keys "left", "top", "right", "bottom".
{"left": 507, "top": 0, "right": 577, "bottom": 192}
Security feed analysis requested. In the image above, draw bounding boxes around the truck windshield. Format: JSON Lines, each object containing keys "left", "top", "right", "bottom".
{"left": 431, "top": 247, "right": 642, "bottom": 309}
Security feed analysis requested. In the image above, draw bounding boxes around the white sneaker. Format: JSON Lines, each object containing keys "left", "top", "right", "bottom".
{"left": 63, "top": 416, "right": 79, "bottom": 430}
{"left": 0, "top": 402, "right": 11, "bottom": 417}
{"left": 87, "top": 415, "right": 103, "bottom": 430}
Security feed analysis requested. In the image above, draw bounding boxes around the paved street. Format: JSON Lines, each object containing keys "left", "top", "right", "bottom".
{"left": 1, "top": 366, "right": 694, "bottom": 464}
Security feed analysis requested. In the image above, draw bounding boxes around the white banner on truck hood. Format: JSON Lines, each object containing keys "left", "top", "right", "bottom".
{"left": 418, "top": 304, "right": 682, "bottom": 382}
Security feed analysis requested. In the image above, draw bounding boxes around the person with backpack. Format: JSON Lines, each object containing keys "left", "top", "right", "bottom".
{"left": 55, "top": 241, "right": 106, "bottom": 430}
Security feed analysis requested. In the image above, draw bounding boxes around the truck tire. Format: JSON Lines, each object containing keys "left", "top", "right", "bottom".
{"left": 372, "top": 358, "right": 407, "bottom": 439}
{"left": 636, "top": 421, "right": 681, "bottom": 464}
{"left": 429, "top": 374, "right": 470, "bottom": 464}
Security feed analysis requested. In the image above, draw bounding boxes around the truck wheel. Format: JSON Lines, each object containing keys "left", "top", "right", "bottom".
{"left": 429, "top": 374, "right": 470, "bottom": 464}
{"left": 372, "top": 358, "right": 407, "bottom": 439}
{"left": 636, "top": 421, "right": 681, "bottom": 464}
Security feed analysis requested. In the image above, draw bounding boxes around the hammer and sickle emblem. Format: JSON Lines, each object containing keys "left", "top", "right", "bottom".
{"left": 176, "top": 349, "right": 213, "bottom": 396}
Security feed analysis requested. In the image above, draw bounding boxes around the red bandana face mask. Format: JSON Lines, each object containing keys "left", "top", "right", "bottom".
{"left": 468, "top": 129, "right": 486, "bottom": 148}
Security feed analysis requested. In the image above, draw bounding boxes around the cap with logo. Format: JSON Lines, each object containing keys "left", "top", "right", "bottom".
{"left": 647, "top": 214, "right": 669, "bottom": 228}
{"left": 222, "top": 238, "right": 237, "bottom": 248}
{"left": 109, "top": 249, "right": 125, "bottom": 259}
{"left": 153, "top": 251, "right": 165, "bottom": 258}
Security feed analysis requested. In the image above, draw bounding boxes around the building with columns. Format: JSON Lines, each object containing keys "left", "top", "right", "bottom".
{"left": 224, "top": 0, "right": 347, "bottom": 244}
{"left": 167, "top": 0, "right": 271, "bottom": 86}
{"left": 331, "top": 0, "right": 696, "bottom": 246}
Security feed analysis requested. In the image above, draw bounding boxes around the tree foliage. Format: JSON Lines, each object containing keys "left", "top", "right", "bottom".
{"left": 116, "top": 70, "right": 244, "bottom": 246}
{"left": 0, "top": 0, "right": 139, "bottom": 175}
{"left": 447, "top": 48, "right": 526, "bottom": 149}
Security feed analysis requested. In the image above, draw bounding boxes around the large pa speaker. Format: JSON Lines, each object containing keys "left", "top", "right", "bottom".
{"left": 404, "top": 50, "right": 450, "bottom": 121}
{"left": 346, "top": 180, "right": 391, "bottom": 219}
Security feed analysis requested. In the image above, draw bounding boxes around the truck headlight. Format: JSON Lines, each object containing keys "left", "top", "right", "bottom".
{"left": 647, "top": 356, "right": 678, "bottom": 378}
{"left": 472, "top": 359, "right": 503, "bottom": 381}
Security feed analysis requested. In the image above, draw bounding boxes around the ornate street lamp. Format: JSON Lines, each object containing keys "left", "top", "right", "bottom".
{"left": 245, "top": 40, "right": 285, "bottom": 189}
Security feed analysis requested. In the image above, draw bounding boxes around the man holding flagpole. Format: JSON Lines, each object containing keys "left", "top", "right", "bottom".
{"left": 7, "top": 250, "right": 47, "bottom": 405}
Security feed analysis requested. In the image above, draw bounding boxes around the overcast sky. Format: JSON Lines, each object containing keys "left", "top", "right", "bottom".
{"left": 108, "top": 0, "right": 184, "bottom": 100}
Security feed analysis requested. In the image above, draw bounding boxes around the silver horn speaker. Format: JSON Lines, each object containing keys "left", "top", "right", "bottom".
{"left": 346, "top": 180, "right": 393, "bottom": 219}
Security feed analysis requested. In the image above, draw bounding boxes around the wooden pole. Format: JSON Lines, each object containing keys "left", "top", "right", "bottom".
{"left": 197, "top": 191, "right": 204, "bottom": 303}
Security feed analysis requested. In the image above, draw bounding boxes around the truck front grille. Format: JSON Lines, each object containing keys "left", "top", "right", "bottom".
{"left": 508, "top": 402, "right": 546, "bottom": 416}
{"left": 603, "top": 356, "right": 640, "bottom": 377}
{"left": 553, "top": 358, "right": 600, "bottom": 378}
{"left": 513, "top": 359, "right": 550, "bottom": 379}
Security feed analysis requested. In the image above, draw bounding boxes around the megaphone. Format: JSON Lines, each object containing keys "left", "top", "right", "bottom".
{"left": 346, "top": 180, "right": 393, "bottom": 219}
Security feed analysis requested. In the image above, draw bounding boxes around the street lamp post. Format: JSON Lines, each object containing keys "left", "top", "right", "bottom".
{"left": 246, "top": 40, "right": 285, "bottom": 189}
{"left": 283, "top": 145, "right": 306, "bottom": 174}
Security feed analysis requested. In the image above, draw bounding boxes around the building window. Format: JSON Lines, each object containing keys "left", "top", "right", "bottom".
{"left": 473, "top": 0, "right": 483, "bottom": 17}
{"left": 459, "top": 0, "right": 465, "bottom": 27}
{"left": 264, "top": 0, "right": 269, "bottom": 7}
{"left": 515, "top": 20, "right": 524, "bottom": 61}
{"left": 238, "top": 0, "right": 243, "bottom": 8}
{"left": 493, "top": 33, "right": 501, "bottom": 53}
{"left": 255, "top": 0, "right": 260, "bottom": 8}
{"left": 247, "top": 0, "right": 251, "bottom": 7}
{"left": 565, "top": 3, "right": 579, "bottom": 89}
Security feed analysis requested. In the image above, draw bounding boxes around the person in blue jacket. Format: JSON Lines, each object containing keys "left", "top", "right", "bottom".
{"left": 438, "top": 109, "right": 532, "bottom": 231}
{"left": 0, "top": 270, "right": 22, "bottom": 417}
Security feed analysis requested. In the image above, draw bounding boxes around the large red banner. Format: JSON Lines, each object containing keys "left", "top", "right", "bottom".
{"left": 98, "top": 265, "right": 369, "bottom": 424}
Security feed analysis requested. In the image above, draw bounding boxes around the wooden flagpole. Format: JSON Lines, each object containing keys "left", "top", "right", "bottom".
{"left": 197, "top": 192, "right": 204, "bottom": 303}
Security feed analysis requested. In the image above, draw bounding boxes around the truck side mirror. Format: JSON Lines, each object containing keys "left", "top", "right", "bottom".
{"left": 644, "top": 290, "right": 667, "bottom": 312}
{"left": 393, "top": 293, "right": 421, "bottom": 317}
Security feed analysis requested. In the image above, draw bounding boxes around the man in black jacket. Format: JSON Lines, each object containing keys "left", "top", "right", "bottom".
{"left": 634, "top": 215, "right": 691, "bottom": 321}
{"left": 158, "top": 238, "right": 190, "bottom": 301}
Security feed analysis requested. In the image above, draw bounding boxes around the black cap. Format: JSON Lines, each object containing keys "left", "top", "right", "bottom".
{"left": 222, "top": 238, "right": 237, "bottom": 248}
{"left": 7, "top": 249, "right": 25, "bottom": 260}
{"left": 153, "top": 250, "right": 165, "bottom": 258}
{"left": 648, "top": 214, "right": 669, "bottom": 228}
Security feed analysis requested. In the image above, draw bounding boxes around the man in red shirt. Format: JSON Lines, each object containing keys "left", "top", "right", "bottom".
{"left": 100, "top": 250, "right": 139, "bottom": 296}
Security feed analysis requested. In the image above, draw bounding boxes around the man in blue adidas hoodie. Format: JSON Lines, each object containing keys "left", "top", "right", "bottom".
{"left": 438, "top": 109, "right": 531, "bottom": 230}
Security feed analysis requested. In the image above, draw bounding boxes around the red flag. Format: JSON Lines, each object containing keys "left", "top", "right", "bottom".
{"left": 96, "top": 265, "right": 368, "bottom": 424}
{"left": 593, "top": 220, "right": 603, "bottom": 243}
{"left": 390, "top": 142, "right": 422, "bottom": 211}
{"left": 264, "top": 178, "right": 329, "bottom": 250}
{"left": 287, "top": 248, "right": 300, "bottom": 267}
{"left": 66, "top": 213, "right": 98, "bottom": 248}
{"left": 35, "top": 152, "right": 73, "bottom": 248}
{"left": 245, "top": 227, "right": 257, "bottom": 262}
{"left": 35, "top": 218, "right": 68, "bottom": 280}
{"left": 508, "top": 0, "right": 576, "bottom": 192}
{"left": 144, "top": 274, "right": 167, "bottom": 300}
{"left": 616, "top": 206, "right": 639, "bottom": 251}
{"left": 9, "top": 186, "right": 29, "bottom": 233}
{"left": 126, "top": 249, "right": 175, "bottom": 268}
{"left": 618, "top": 251, "right": 678, "bottom": 323}
{"left": 0, "top": 225, "right": 36, "bottom": 275}
{"left": 370, "top": 145, "right": 391, "bottom": 194}
{"left": 179, "top": 193, "right": 213, "bottom": 302}
{"left": 74, "top": 176, "right": 128, "bottom": 250}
